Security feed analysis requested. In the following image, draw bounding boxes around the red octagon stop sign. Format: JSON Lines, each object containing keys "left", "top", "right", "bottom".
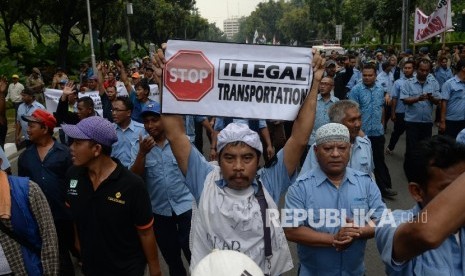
{"left": 164, "top": 50, "right": 214, "bottom": 102}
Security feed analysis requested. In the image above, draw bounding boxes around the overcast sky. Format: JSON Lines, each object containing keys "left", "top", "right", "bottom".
{"left": 195, "top": 0, "right": 264, "bottom": 30}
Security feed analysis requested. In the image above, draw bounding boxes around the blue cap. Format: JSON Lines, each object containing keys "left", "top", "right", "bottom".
{"left": 140, "top": 102, "right": 161, "bottom": 119}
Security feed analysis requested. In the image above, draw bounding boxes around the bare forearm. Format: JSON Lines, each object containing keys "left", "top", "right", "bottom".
{"left": 130, "top": 153, "right": 147, "bottom": 176}
{"left": 137, "top": 228, "right": 161, "bottom": 276}
{"left": 440, "top": 101, "right": 447, "bottom": 122}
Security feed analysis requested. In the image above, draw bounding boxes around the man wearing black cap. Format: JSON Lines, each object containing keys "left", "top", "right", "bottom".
{"left": 62, "top": 116, "right": 161, "bottom": 276}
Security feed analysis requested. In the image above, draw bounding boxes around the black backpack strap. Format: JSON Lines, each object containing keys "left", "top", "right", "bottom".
{"left": 255, "top": 177, "right": 272, "bottom": 261}
{"left": 0, "top": 220, "right": 41, "bottom": 255}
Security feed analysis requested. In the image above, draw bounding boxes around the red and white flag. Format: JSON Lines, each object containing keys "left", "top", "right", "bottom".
{"left": 414, "top": 0, "right": 452, "bottom": 43}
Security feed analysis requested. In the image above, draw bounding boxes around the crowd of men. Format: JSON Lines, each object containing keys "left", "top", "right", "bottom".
{"left": 0, "top": 42, "right": 464, "bottom": 276}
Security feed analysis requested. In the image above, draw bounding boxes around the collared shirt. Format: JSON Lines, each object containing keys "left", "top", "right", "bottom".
{"left": 391, "top": 77, "right": 410, "bottom": 114}
{"left": 434, "top": 66, "right": 454, "bottom": 89}
{"left": 376, "top": 205, "right": 465, "bottom": 276}
{"left": 346, "top": 69, "right": 362, "bottom": 91}
{"left": 186, "top": 147, "right": 293, "bottom": 205}
{"left": 6, "top": 82, "right": 24, "bottom": 103}
{"left": 18, "top": 141, "right": 72, "bottom": 221}
{"left": 441, "top": 75, "right": 465, "bottom": 121}
{"left": 377, "top": 71, "right": 394, "bottom": 94}
{"left": 308, "top": 95, "right": 339, "bottom": 145}
{"left": 130, "top": 139, "right": 193, "bottom": 216}
{"left": 285, "top": 167, "right": 386, "bottom": 276}
{"left": 300, "top": 135, "right": 374, "bottom": 176}
{"left": 348, "top": 83, "right": 385, "bottom": 136}
{"left": 112, "top": 120, "right": 145, "bottom": 167}
{"left": 400, "top": 75, "right": 440, "bottom": 123}
{"left": 129, "top": 91, "right": 156, "bottom": 123}
{"left": 16, "top": 101, "right": 45, "bottom": 140}
{"left": 66, "top": 160, "right": 153, "bottom": 275}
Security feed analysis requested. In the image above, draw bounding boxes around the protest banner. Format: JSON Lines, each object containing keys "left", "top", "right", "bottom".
{"left": 44, "top": 89, "right": 103, "bottom": 117}
{"left": 414, "top": 0, "right": 452, "bottom": 43}
{"left": 118, "top": 84, "right": 159, "bottom": 102}
{"left": 162, "top": 40, "right": 313, "bottom": 120}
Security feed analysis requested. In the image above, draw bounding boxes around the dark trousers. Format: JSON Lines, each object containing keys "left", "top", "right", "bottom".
{"left": 368, "top": 135, "right": 392, "bottom": 192}
{"left": 387, "top": 113, "right": 406, "bottom": 151}
{"left": 404, "top": 122, "right": 432, "bottom": 173}
{"left": 153, "top": 210, "right": 192, "bottom": 276}
{"left": 444, "top": 120, "right": 465, "bottom": 139}
{"left": 55, "top": 220, "right": 76, "bottom": 276}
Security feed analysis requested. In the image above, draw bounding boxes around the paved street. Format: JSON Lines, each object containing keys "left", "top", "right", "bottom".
{"left": 5, "top": 120, "right": 425, "bottom": 275}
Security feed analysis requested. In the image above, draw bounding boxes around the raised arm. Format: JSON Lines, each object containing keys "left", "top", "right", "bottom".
{"left": 115, "top": 60, "right": 133, "bottom": 96}
{"left": 162, "top": 115, "right": 191, "bottom": 175}
{"left": 282, "top": 55, "right": 324, "bottom": 176}
{"left": 392, "top": 171, "right": 465, "bottom": 262}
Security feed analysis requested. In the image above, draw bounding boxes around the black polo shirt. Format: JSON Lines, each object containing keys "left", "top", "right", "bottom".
{"left": 66, "top": 159, "right": 153, "bottom": 276}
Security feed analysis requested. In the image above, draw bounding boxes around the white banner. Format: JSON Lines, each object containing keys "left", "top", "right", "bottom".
{"left": 162, "top": 40, "right": 313, "bottom": 120}
{"left": 414, "top": 0, "right": 452, "bottom": 43}
{"left": 78, "top": 91, "right": 103, "bottom": 117}
{"left": 44, "top": 89, "right": 103, "bottom": 117}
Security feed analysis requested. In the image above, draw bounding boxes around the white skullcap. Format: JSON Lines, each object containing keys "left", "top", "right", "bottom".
{"left": 192, "top": 250, "right": 264, "bottom": 276}
{"left": 217, "top": 123, "right": 263, "bottom": 153}
{"left": 315, "top": 123, "right": 350, "bottom": 145}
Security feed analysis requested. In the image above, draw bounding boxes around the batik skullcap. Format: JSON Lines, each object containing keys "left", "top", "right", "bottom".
{"left": 315, "top": 123, "right": 350, "bottom": 146}
{"left": 217, "top": 123, "right": 263, "bottom": 153}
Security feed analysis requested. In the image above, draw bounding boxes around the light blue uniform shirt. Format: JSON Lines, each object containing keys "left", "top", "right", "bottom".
{"left": 391, "top": 77, "right": 409, "bottom": 114}
{"left": 377, "top": 71, "right": 393, "bottom": 94}
{"left": 441, "top": 76, "right": 465, "bottom": 121}
{"left": 434, "top": 67, "right": 454, "bottom": 90}
{"left": 346, "top": 69, "right": 362, "bottom": 91}
{"left": 186, "top": 148, "right": 293, "bottom": 204}
{"left": 285, "top": 167, "right": 386, "bottom": 276}
{"left": 112, "top": 120, "right": 145, "bottom": 167}
{"left": 376, "top": 205, "right": 465, "bottom": 276}
{"left": 400, "top": 75, "right": 440, "bottom": 123}
{"left": 17, "top": 101, "right": 45, "bottom": 140}
{"left": 0, "top": 147, "right": 10, "bottom": 170}
{"left": 130, "top": 139, "right": 193, "bottom": 216}
{"left": 348, "top": 83, "right": 385, "bottom": 136}
{"left": 308, "top": 95, "right": 339, "bottom": 145}
{"left": 300, "top": 136, "right": 374, "bottom": 176}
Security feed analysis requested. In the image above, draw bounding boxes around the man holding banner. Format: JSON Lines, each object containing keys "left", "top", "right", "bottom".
{"left": 157, "top": 42, "right": 324, "bottom": 274}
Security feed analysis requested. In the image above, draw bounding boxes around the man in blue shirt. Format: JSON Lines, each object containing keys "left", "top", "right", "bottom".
{"left": 439, "top": 59, "right": 465, "bottom": 138}
{"left": 285, "top": 123, "right": 386, "bottom": 275}
{"left": 17, "top": 109, "right": 74, "bottom": 275}
{"left": 15, "top": 87, "right": 45, "bottom": 148}
{"left": 376, "top": 135, "right": 465, "bottom": 276}
{"left": 400, "top": 59, "right": 441, "bottom": 173}
{"left": 111, "top": 96, "right": 145, "bottom": 167}
{"left": 301, "top": 100, "right": 373, "bottom": 176}
{"left": 159, "top": 55, "right": 326, "bottom": 274}
{"left": 386, "top": 60, "right": 415, "bottom": 154}
{"left": 348, "top": 63, "right": 396, "bottom": 198}
{"left": 130, "top": 102, "right": 193, "bottom": 276}
{"left": 434, "top": 56, "right": 454, "bottom": 89}
{"left": 308, "top": 77, "right": 339, "bottom": 146}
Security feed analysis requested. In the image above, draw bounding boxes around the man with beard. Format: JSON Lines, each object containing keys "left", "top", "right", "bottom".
{"left": 130, "top": 102, "right": 193, "bottom": 276}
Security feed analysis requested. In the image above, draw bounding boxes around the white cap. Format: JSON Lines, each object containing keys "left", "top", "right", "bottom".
{"left": 192, "top": 250, "right": 264, "bottom": 276}
{"left": 315, "top": 123, "right": 350, "bottom": 145}
{"left": 217, "top": 123, "right": 263, "bottom": 153}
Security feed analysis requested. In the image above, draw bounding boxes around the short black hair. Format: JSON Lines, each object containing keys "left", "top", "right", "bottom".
{"left": 405, "top": 135, "right": 465, "bottom": 189}
{"left": 135, "top": 79, "right": 150, "bottom": 92}
{"left": 115, "top": 96, "right": 134, "bottom": 112}
{"left": 77, "top": 96, "right": 94, "bottom": 109}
